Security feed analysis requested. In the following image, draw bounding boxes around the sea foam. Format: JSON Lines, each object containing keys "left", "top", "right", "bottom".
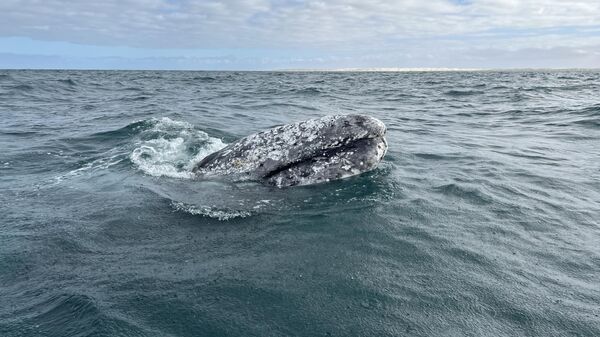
{"left": 130, "top": 117, "right": 226, "bottom": 179}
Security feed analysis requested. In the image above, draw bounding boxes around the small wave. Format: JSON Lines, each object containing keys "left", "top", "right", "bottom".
{"left": 171, "top": 201, "right": 251, "bottom": 220}
{"left": 560, "top": 105, "right": 600, "bottom": 129}
{"left": 13, "top": 293, "right": 128, "bottom": 336}
{"left": 85, "top": 120, "right": 150, "bottom": 142}
{"left": 130, "top": 117, "right": 226, "bottom": 179}
{"left": 123, "top": 86, "right": 144, "bottom": 91}
{"left": 433, "top": 183, "right": 493, "bottom": 205}
{"left": 444, "top": 89, "right": 484, "bottom": 96}
{"left": 290, "top": 87, "right": 323, "bottom": 95}
{"left": 552, "top": 84, "right": 589, "bottom": 91}
{"left": 247, "top": 102, "right": 318, "bottom": 111}
{"left": 578, "top": 104, "right": 600, "bottom": 116}
{"left": 423, "top": 80, "right": 443, "bottom": 85}
{"left": 57, "top": 78, "right": 77, "bottom": 86}
{"left": 130, "top": 95, "right": 150, "bottom": 101}
{"left": 0, "top": 130, "right": 39, "bottom": 137}
{"left": 413, "top": 153, "right": 456, "bottom": 160}
{"left": 557, "top": 75, "right": 579, "bottom": 80}
{"left": 11, "top": 84, "right": 35, "bottom": 91}
{"left": 50, "top": 152, "right": 125, "bottom": 186}
{"left": 572, "top": 118, "right": 600, "bottom": 128}
{"left": 22, "top": 293, "right": 99, "bottom": 324}
{"left": 119, "top": 93, "right": 154, "bottom": 102}
{"left": 70, "top": 153, "right": 124, "bottom": 175}
{"left": 191, "top": 76, "right": 217, "bottom": 81}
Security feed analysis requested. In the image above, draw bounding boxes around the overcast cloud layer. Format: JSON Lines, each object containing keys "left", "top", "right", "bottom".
{"left": 1, "top": 0, "right": 600, "bottom": 69}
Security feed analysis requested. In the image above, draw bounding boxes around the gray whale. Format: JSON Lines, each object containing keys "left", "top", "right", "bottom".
{"left": 193, "top": 114, "right": 388, "bottom": 187}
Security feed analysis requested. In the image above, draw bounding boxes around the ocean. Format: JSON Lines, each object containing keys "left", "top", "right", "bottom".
{"left": 1, "top": 69, "right": 599, "bottom": 336}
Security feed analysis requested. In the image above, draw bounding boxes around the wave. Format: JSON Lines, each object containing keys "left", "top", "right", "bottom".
{"left": 122, "top": 86, "right": 144, "bottom": 91}
{"left": 10, "top": 84, "right": 35, "bottom": 91}
{"left": 191, "top": 76, "right": 217, "bottom": 81}
{"left": 6, "top": 293, "right": 100, "bottom": 330}
{"left": 128, "top": 95, "right": 150, "bottom": 101}
{"left": 245, "top": 102, "right": 318, "bottom": 111}
{"left": 578, "top": 104, "right": 600, "bottom": 116}
{"left": 6, "top": 80, "right": 79, "bottom": 97}
{"left": 130, "top": 117, "right": 226, "bottom": 179}
{"left": 561, "top": 105, "right": 600, "bottom": 128}
{"left": 57, "top": 78, "right": 77, "bottom": 86}
{"left": 444, "top": 89, "right": 485, "bottom": 96}
{"left": 433, "top": 183, "right": 493, "bottom": 205}
{"left": 8, "top": 293, "right": 143, "bottom": 336}
{"left": 413, "top": 152, "right": 464, "bottom": 161}
{"left": 289, "top": 87, "right": 323, "bottom": 95}
{"left": 75, "top": 120, "right": 151, "bottom": 146}
{"left": 541, "top": 105, "right": 600, "bottom": 129}
{"left": 171, "top": 201, "right": 251, "bottom": 220}
{"left": 47, "top": 149, "right": 126, "bottom": 187}
{"left": 572, "top": 117, "right": 600, "bottom": 128}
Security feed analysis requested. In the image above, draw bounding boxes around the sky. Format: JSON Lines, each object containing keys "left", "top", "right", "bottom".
{"left": 1, "top": 0, "right": 599, "bottom": 70}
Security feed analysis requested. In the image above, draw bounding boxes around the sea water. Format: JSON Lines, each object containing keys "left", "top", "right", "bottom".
{"left": 1, "top": 70, "right": 599, "bottom": 336}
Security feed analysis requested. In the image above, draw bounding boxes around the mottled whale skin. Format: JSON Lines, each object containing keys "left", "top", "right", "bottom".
{"left": 193, "top": 114, "right": 388, "bottom": 187}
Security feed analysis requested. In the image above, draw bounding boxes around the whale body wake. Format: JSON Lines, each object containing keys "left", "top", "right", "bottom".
{"left": 193, "top": 114, "right": 388, "bottom": 187}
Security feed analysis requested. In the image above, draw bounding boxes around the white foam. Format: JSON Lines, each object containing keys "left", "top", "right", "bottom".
{"left": 171, "top": 201, "right": 251, "bottom": 220}
{"left": 130, "top": 117, "right": 226, "bottom": 179}
{"left": 50, "top": 151, "right": 124, "bottom": 186}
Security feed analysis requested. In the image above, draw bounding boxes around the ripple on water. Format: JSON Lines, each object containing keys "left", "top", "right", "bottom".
{"left": 1, "top": 293, "right": 147, "bottom": 336}
{"left": 444, "top": 89, "right": 485, "bottom": 96}
{"left": 1, "top": 70, "right": 599, "bottom": 337}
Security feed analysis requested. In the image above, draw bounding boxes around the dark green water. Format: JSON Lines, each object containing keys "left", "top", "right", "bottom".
{"left": 1, "top": 70, "right": 599, "bottom": 336}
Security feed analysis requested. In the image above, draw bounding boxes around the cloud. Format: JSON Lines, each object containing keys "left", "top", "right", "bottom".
{"left": 2, "top": 0, "right": 600, "bottom": 48}
{"left": 0, "top": 0, "right": 599, "bottom": 68}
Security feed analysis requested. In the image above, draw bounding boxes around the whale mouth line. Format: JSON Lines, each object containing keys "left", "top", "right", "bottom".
{"left": 263, "top": 135, "right": 387, "bottom": 179}
{"left": 262, "top": 136, "right": 387, "bottom": 187}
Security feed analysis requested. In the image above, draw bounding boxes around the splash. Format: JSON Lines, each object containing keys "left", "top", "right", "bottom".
{"left": 130, "top": 117, "right": 226, "bottom": 179}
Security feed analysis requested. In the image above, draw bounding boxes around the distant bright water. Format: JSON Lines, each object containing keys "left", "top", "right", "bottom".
{"left": 1, "top": 70, "right": 599, "bottom": 337}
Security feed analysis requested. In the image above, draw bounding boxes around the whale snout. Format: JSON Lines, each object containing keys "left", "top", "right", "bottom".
{"left": 261, "top": 115, "right": 388, "bottom": 186}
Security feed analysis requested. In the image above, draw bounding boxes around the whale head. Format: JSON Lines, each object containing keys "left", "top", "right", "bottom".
{"left": 193, "top": 114, "right": 388, "bottom": 187}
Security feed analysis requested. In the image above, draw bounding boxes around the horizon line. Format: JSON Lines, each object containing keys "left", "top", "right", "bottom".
{"left": 1, "top": 67, "right": 599, "bottom": 72}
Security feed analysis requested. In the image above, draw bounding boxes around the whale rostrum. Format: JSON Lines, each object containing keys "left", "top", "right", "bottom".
{"left": 192, "top": 114, "right": 388, "bottom": 187}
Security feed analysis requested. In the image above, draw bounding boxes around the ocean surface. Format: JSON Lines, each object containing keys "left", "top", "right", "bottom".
{"left": 1, "top": 69, "right": 599, "bottom": 337}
